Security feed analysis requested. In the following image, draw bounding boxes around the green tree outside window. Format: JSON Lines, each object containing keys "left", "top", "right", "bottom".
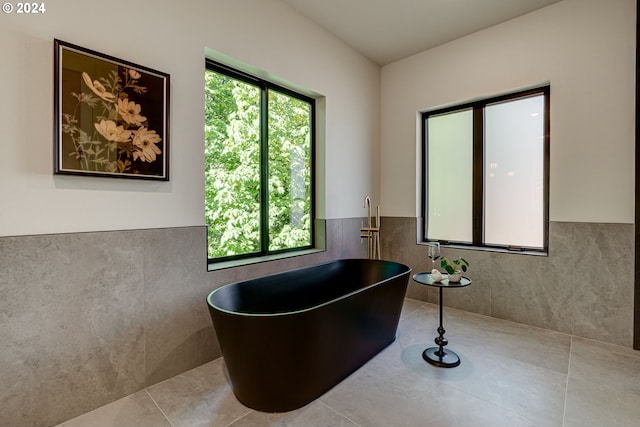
{"left": 205, "top": 65, "right": 314, "bottom": 261}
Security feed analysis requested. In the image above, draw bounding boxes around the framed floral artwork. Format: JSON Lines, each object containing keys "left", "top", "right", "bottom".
{"left": 54, "top": 39, "right": 170, "bottom": 180}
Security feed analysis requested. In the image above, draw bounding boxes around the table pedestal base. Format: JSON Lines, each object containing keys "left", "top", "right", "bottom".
{"left": 422, "top": 347, "right": 460, "bottom": 368}
{"left": 411, "top": 273, "right": 471, "bottom": 369}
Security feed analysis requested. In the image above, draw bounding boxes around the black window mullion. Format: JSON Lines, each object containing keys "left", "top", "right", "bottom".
{"left": 421, "top": 115, "right": 429, "bottom": 241}
{"left": 472, "top": 106, "right": 484, "bottom": 245}
{"left": 421, "top": 85, "right": 549, "bottom": 253}
{"left": 260, "top": 86, "right": 270, "bottom": 255}
{"left": 205, "top": 59, "right": 316, "bottom": 263}
{"left": 542, "top": 88, "right": 551, "bottom": 252}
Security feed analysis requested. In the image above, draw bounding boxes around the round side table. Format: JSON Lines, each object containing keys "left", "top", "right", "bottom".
{"left": 412, "top": 272, "right": 472, "bottom": 368}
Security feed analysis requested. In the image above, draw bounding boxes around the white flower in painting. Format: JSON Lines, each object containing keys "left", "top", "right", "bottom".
{"left": 81, "top": 72, "right": 116, "bottom": 102}
{"left": 95, "top": 120, "right": 132, "bottom": 142}
{"left": 116, "top": 98, "right": 147, "bottom": 126}
{"left": 128, "top": 69, "right": 141, "bottom": 79}
{"left": 132, "top": 127, "right": 162, "bottom": 162}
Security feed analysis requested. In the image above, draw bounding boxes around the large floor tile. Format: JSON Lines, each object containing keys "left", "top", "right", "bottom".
{"left": 568, "top": 336, "right": 640, "bottom": 396}
{"left": 445, "top": 309, "right": 572, "bottom": 374}
{"left": 146, "top": 358, "right": 250, "bottom": 427}
{"left": 55, "top": 390, "right": 171, "bottom": 427}
{"left": 399, "top": 303, "right": 572, "bottom": 374}
{"left": 386, "top": 304, "right": 567, "bottom": 425}
{"left": 564, "top": 377, "right": 640, "bottom": 427}
{"left": 320, "top": 358, "right": 540, "bottom": 427}
{"left": 228, "top": 401, "right": 360, "bottom": 427}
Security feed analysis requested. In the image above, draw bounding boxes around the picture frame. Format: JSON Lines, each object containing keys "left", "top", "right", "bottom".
{"left": 54, "top": 39, "right": 170, "bottom": 180}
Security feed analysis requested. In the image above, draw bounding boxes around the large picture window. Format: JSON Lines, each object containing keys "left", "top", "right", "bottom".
{"left": 205, "top": 61, "right": 315, "bottom": 262}
{"left": 422, "top": 86, "right": 549, "bottom": 252}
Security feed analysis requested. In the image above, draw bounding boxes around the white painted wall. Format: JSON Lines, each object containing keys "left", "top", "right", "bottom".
{"left": 380, "top": 0, "right": 635, "bottom": 223}
{"left": 0, "top": 0, "right": 380, "bottom": 237}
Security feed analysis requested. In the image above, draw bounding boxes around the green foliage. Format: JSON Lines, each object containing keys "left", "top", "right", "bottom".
{"left": 204, "top": 70, "right": 312, "bottom": 259}
{"left": 267, "top": 90, "right": 312, "bottom": 251}
{"left": 440, "top": 257, "right": 469, "bottom": 275}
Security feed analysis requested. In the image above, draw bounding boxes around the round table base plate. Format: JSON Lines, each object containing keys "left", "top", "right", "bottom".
{"left": 422, "top": 347, "right": 460, "bottom": 368}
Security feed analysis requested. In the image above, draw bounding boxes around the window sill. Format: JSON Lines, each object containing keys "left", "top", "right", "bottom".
{"left": 417, "top": 241, "right": 548, "bottom": 257}
{"left": 207, "top": 248, "right": 325, "bottom": 272}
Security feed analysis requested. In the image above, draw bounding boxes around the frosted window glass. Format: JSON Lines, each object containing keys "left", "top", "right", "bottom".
{"left": 484, "top": 95, "right": 544, "bottom": 248}
{"left": 427, "top": 110, "right": 473, "bottom": 242}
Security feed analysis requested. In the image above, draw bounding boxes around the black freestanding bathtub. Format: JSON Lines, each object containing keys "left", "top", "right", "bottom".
{"left": 206, "top": 258, "right": 411, "bottom": 412}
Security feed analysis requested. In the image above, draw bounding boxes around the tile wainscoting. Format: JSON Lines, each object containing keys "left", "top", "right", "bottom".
{"left": 2, "top": 217, "right": 634, "bottom": 427}
{"left": 0, "top": 219, "right": 368, "bottom": 427}
{"left": 381, "top": 217, "right": 635, "bottom": 349}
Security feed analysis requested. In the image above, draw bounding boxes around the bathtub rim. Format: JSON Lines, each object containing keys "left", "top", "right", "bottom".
{"left": 206, "top": 258, "right": 411, "bottom": 317}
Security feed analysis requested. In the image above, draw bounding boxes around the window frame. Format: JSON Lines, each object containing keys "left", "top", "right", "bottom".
{"left": 205, "top": 59, "right": 316, "bottom": 264}
{"left": 421, "top": 86, "right": 550, "bottom": 254}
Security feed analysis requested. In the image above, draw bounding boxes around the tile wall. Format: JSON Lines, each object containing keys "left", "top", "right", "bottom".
{"left": 381, "top": 217, "right": 635, "bottom": 348}
{"left": 0, "top": 219, "right": 368, "bottom": 427}
{"left": 1, "top": 216, "right": 635, "bottom": 427}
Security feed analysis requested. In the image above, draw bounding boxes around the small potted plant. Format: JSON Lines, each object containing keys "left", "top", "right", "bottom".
{"left": 440, "top": 257, "right": 469, "bottom": 283}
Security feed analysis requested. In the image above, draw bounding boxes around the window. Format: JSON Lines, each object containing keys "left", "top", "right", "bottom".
{"left": 422, "top": 86, "right": 549, "bottom": 252}
{"left": 205, "top": 61, "right": 315, "bottom": 262}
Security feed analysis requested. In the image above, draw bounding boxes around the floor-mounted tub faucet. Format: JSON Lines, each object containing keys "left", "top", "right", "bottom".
{"left": 360, "top": 196, "right": 381, "bottom": 259}
{"left": 364, "top": 196, "right": 372, "bottom": 229}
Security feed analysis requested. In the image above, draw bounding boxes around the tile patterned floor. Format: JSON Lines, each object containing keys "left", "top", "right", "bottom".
{"left": 56, "top": 299, "right": 640, "bottom": 427}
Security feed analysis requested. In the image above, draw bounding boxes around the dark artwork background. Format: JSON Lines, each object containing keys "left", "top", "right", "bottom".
{"left": 56, "top": 42, "right": 169, "bottom": 180}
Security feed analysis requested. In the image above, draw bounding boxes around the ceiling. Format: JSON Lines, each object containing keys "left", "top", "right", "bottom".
{"left": 281, "top": 0, "right": 564, "bottom": 65}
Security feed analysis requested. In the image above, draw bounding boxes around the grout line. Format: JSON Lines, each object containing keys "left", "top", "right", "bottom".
{"left": 223, "top": 409, "right": 254, "bottom": 427}
{"left": 143, "top": 272, "right": 147, "bottom": 389}
{"left": 561, "top": 335, "right": 574, "bottom": 427}
{"left": 400, "top": 305, "right": 423, "bottom": 320}
{"left": 145, "top": 389, "right": 176, "bottom": 427}
{"left": 141, "top": 233, "right": 148, "bottom": 389}
{"left": 426, "top": 299, "right": 575, "bottom": 340}
{"left": 320, "top": 400, "right": 363, "bottom": 427}
{"left": 569, "top": 334, "right": 640, "bottom": 356}
{"left": 428, "top": 295, "right": 638, "bottom": 357}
